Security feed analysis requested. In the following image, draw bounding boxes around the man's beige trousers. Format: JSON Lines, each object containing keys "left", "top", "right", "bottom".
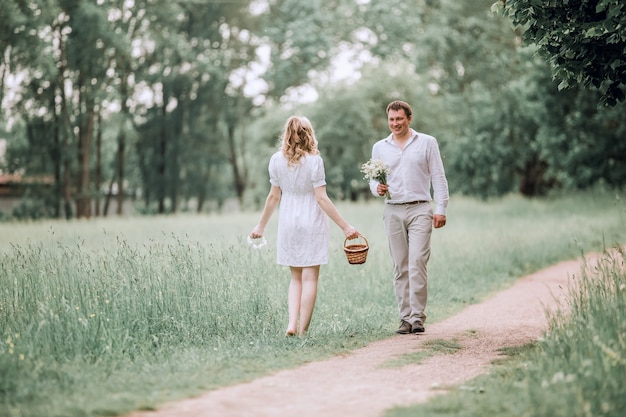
{"left": 383, "top": 202, "right": 433, "bottom": 326}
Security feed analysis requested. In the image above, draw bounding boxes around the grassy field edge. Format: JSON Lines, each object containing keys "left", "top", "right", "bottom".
{"left": 1, "top": 190, "right": 625, "bottom": 417}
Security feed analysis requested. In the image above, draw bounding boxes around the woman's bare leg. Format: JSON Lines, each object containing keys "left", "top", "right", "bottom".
{"left": 286, "top": 267, "right": 303, "bottom": 336}
{"left": 298, "top": 265, "right": 320, "bottom": 335}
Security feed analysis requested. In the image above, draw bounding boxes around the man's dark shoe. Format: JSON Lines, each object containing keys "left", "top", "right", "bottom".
{"left": 411, "top": 321, "right": 425, "bottom": 333}
{"left": 396, "top": 320, "right": 412, "bottom": 334}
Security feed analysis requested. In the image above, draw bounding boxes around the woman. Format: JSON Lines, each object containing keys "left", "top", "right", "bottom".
{"left": 250, "top": 116, "right": 360, "bottom": 336}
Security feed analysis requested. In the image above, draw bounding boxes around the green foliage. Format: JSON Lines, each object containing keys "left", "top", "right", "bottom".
{"left": 1, "top": 0, "right": 263, "bottom": 217}
{"left": 261, "top": 0, "right": 337, "bottom": 99}
{"left": 2, "top": 0, "right": 626, "bottom": 220}
{"left": 445, "top": 44, "right": 626, "bottom": 198}
{"left": 11, "top": 195, "right": 57, "bottom": 220}
{"left": 496, "top": 0, "right": 626, "bottom": 106}
{"left": 246, "top": 58, "right": 449, "bottom": 202}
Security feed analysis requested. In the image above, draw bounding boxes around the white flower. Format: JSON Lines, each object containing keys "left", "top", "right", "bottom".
{"left": 247, "top": 236, "right": 267, "bottom": 250}
{"left": 360, "top": 159, "right": 391, "bottom": 198}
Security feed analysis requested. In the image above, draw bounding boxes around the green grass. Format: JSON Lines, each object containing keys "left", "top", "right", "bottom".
{"left": 385, "top": 247, "right": 626, "bottom": 417}
{"left": 0, "top": 190, "right": 625, "bottom": 417}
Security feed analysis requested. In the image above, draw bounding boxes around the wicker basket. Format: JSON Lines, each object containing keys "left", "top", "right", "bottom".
{"left": 343, "top": 235, "right": 369, "bottom": 265}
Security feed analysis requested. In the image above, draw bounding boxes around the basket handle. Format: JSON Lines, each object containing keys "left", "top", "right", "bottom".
{"left": 344, "top": 235, "right": 368, "bottom": 248}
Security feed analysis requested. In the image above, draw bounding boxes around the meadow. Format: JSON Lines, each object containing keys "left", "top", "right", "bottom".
{"left": 1, "top": 190, "right": 625, "bottom": 417}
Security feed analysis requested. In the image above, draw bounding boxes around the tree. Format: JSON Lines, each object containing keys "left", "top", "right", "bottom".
{"left": 447, "top": 46, "right": 626, "bottom": 198}
{"left": 132, "top": 0, "right": 258, "bottom": 213}
{"left": 1, "top": 0, "right": 73, "bottom": 218}
{"left": 495, "top": 0, "right": 626, "bottom": 106}
{"left": 1, "top": 0, "right": 145, "bottom": 219}
{"left": 260, "top": 0, "right": 338, "bottom": 101}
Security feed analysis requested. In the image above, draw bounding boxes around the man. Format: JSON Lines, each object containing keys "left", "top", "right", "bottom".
{"left": 369, "top": 100, "right": 449, "bottom": 334}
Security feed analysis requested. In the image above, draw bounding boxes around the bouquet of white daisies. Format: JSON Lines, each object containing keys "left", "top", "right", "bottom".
{"left": 360, "top": 159, "right": 391, "bottom": 199}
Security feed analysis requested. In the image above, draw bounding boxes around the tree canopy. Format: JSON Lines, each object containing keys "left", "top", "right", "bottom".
{"left": 496, "top": 0, "right": 626, "bottom": 106}
{"left": 1, "top": 0, "right": 625, "bottom": 220}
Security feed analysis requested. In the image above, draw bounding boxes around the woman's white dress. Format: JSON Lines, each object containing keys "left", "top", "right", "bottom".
{"left": 269, "top": 152, "right": 329, "bottom": 267}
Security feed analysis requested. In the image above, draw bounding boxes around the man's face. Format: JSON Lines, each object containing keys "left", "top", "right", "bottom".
{"left": 387, "top": 109, "right": 412, "bottom": 137}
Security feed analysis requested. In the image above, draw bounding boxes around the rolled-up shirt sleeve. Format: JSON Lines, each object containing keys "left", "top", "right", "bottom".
{"left": 428, "top": 139, "right": 449, "bottom": 215}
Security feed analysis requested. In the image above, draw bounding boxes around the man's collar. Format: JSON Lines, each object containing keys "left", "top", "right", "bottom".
{"left": 385, "top": 129, "right": 418, "bottom": 143}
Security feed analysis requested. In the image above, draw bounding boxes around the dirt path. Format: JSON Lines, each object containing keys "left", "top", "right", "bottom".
{"left": 127, "top": 252, "right": 600, "bottom": 417}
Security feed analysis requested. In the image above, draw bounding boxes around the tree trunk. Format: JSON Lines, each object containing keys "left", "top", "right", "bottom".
{"left": 116, "top": 73, "right": 128, "bottom": 216}
{"left": 103, "top": 173, "right": 116, "bottom": 217}
{"left": 76, "top": 108, "right": 94, "bottom": 219}
{"left": 95, "top": 111, "right": 102, "bottom": 217}
{"left": 52, "top": 91, "right": 62, "bottom": 218}
{"left": 519, "top": 157, "right": 550, "bottom": 197}
{"left": 54, "top": 23, "right": 73, "bottom": 220}
{"left": 227, "top": 122, "right": 246, "bottom": 204}
{"left": 116, "top": 128, "right": 126, "bottom": 215}
{"left": 0, "top": 46, "right": 6, "bottom": 108}
{"left": 63, "top": 138, "right": 73, "bottom": 220}
{"left": 197, "top": 169, "right": 211, "bottom": 213}
{"left": 158, "top": 100, "right": 167, "bottom": 214}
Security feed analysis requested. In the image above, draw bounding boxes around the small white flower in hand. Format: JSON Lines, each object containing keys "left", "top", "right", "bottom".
{"left": 247, "top": 236, "right": 267, "bottom": 250}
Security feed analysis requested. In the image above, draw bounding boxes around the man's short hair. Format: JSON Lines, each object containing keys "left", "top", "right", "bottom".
{"left": 386, "top": 100, "right": 412, "bottom": 118}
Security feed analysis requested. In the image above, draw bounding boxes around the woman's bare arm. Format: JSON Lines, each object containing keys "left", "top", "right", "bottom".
{"left": 250, "top": 185, "right": 281, "bottom": 238}
{"left": 314, "top": 185, "right": 359, "bottom": 239}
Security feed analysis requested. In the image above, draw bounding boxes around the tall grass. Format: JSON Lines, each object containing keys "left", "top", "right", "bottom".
{"left": 533, "top": 248, "right": 626, "bottom": 416}
{"left": 386, "top": 247, "right": 626, "bottom": 417}
{"left": 0, "top": 190, "right": 624, "bottom": 417}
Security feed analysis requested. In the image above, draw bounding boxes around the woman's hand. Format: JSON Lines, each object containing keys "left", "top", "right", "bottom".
{"left": 343, "top": 225, "right": 359, "bottom": 240}
{"left": 250, "top": 225, "right": 264, "bottom": 239}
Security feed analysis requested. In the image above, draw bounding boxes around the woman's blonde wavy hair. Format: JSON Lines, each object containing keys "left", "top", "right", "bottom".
{"left": 280, "top": 116, "right": 319, "bottom": 166}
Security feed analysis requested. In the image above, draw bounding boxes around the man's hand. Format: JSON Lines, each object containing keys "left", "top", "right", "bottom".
{"left": 377, "top": 183, "right": 389, "bottom": 197}
{"left": 433, "top": 214, "right": 446, "bottom": 229}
